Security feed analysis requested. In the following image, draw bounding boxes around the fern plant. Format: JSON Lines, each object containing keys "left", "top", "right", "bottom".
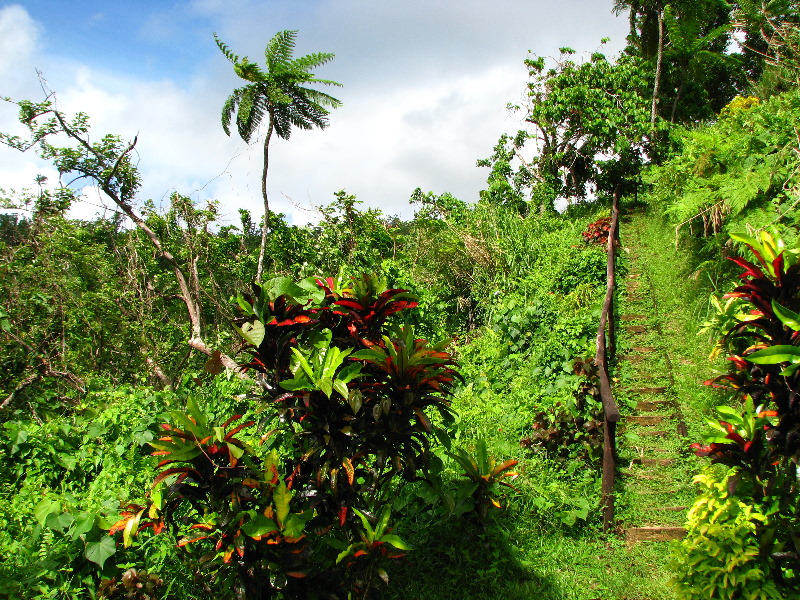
{"left": 215, "top": 30, "right": 342, "bottom": 280}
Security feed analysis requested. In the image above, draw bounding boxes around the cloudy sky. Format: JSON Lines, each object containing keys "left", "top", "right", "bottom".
{"left": 0, "top": 1, "right": 629, "bottom": 226}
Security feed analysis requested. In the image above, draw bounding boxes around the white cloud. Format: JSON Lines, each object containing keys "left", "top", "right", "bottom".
{"left": 1, "top": 2, "right": 630, "bottom": 227}
{"left": 0, "top": 4, "right": 39, "bottom": 80}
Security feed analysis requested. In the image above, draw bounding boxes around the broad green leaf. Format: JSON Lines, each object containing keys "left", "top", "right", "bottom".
{"left": 241, "top": 514, "right": 279, "bottom": 537}
{"left": 337, "top": 543, "right": 363, "bottom": 564}
{"left": 351, "top": 508, "right": 374, "bottom": 540}
{"left": 780, "top": 362, "right": 800, "bottom": 376}
{"left": 348, "top": 390, "right": 363, "bottom": 415}
{"left": 71, "top": 513, "right": 97, "bottom": 540}
{"left": 730, "top": 231, "right": 761, "bottom": 252}
{"left": 85, "top": 536, "right": 117, "bottom": 568}
{"left": 746, "top": 345, "right": 800, "bottom": 364}
{"left": 380, "top": 534, "right": 410, "bottom": 551}
{"left": 239, "top": 320, "right": 265, "bottom": 347}
{"left": 433, "top": 426, "right": 452, "bottom": 452}
{"left": 279, "top": 376, "right": 311, "bottom": 392}
{"left": 46, "top": 511, "right": 74, "bottom": 532}
{"left": 274, "top": 482, "right": 291, "bottom": 527}
{"left": 226, "top": 442, "right": 245, "bottom": 459}
{"left": 188, "top": 395, "right": 208, "bottom": 431}
{"left": 262, "top": 277, "right": 307, "bottom": 302}
{"left": 289, "top": 347, "right": 315, "bottom": 380}
{"left": 333, "top": 379, "right": 349, "bottom": 400}
{"left": 235, "top": 292, "right": 254, "bottom": 315}
{"left": 772, "top": 299, "right": 800, "bottom": 331}
{"left": 34, "top": 498, "right": 62, "bottom": 526}
{"left": 375, "top": 505, "right": 392, "bottom": 539}
{"left": 282, "top": 510, "right": 314, "bottom": 538}
{"left": 715, "top": 405, "right": 744, "bottom": 421}
{"left": 122, "top": 509, "right": 143, "bottom": 548}
{"left": 476, "top": 439, "right": 489, "bottom": 476}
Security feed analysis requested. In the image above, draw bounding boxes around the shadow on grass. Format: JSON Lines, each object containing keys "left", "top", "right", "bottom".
{"left": 385, "top": 516, "right": 564, "bottom": 600}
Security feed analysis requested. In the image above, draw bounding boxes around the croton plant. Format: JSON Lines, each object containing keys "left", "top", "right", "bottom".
{"left": 112, "top": 273, "right": 460, "bottom": 598}
{"left": 693, "top": 230, "right": 800, "bottom": 587}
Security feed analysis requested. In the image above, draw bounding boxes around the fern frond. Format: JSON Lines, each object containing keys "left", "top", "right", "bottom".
{"left": 220, "top": 88, "right": 243, "bottom": 136}
{"left": 214, "top": 33, "right": 240, "bottom": 64}
{"left": 236, "top": 87, "right": 261, "bottom": 143}
{"left": 290, "top": 52, "right": 337, "bottom": 72}
{"left": 217, "top": 29, "right": 341, "bottom": 144}
{"left": 266, "top": 30, "right": 298, "bottom": 71}
{"left": 297, "top": 87, "right": 342, "bottom": 109}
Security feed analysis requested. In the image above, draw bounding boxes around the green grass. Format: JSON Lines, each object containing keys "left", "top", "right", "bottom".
{"left": 385, "top": 204, "right": 740, "bottom": 600}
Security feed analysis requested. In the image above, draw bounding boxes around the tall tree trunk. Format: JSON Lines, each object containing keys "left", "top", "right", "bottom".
{"left": 255, "top": 121, "right": 274, "bottom": 283}
{"left": 651, "top": 7, "right": 665, "bottom": 129}
{"left": 669, "top": 78, "right": 686, "bottom": 123}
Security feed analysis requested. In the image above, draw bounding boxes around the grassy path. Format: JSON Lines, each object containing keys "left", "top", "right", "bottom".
{"left": 613, "top": 208, "right": 720, "bottom": 543}
{"left": 388, "top": 207, "right": 726, "bottom": 599}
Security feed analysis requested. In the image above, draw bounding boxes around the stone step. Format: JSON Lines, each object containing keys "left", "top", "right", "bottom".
{"left": 631, "top": 386, "right": 667, "bottom": 395}
{"left": 632, "top": 346, "right": 656, "bottom": 353}
{"left": 625, "top": 526, "right": 686, "bottom": 542}
{"left": 631, "top": 458, "right": 674, "bottom": 467}
{"left": 636, "top": 400, "right": 675, "bottom": 411}
{"left": 626, "top": 415, "right": 667, "bottom": 426}
{"left": 636, "top": 429, "right": 668, "bottom": 437}
{"left": 650, "top": 506, "right": 687, "bottom": 512}
{"left": 621, "top": 314, "right": 647, "bottom": 321}
{"left": 626, "top": 325, "right": 647, "bottom": 334}
{"left": 621, "top": 354, "right": 646, "bottom": 363}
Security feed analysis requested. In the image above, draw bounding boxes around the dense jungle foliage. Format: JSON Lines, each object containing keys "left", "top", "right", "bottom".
{"left": 3, "top": 1, "right": 800, "bottom": 598}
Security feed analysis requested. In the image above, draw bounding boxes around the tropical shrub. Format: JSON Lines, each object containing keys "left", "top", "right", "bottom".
{"left": 670, "top": 466, "right": 782, "bottom": 600}
{"left": 112, "top": 397, "right": 320, "bottom": 598}
{"left": 233, "top": 273, "right": 459, "bottom": 528}
{"left": 447, "top": 439, "right": 518, "bottom": 520}
{"left": 688, "top": 230, "right": 800, "bottom": 590}
{"left": 521, "top": 357, "right": 604, "bottom": 462}
{"left": 581, "top": 216, "right": 612, "bottom": 245}
{"left": 7, "top": 273, "right": 457, "bottom": 598}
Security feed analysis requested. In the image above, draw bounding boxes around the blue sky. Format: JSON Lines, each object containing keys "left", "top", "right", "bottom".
{"left": 16, "top": 1, "right": 216, "bottom": 79}
{"left": 1, "top": 1, "right": 629, "bottom": 226}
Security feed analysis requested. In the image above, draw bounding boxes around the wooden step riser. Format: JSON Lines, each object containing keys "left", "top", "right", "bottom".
{"left": 625, "top": 527, "right": 686, "bottom": 542}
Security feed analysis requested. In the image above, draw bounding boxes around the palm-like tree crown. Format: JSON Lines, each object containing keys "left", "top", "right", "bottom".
{"left": 215, "top": 30, "right": 342, "bottom": 143}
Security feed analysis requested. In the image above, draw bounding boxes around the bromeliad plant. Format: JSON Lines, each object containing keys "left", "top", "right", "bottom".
{"left": 333, "top": 505, "right": 409, "bottom": 598}
{"left": 447, "top": 439, "right": 518, "bottom": 520}
{"left": 692, "top": 229, "right": 800, "bottom": 589}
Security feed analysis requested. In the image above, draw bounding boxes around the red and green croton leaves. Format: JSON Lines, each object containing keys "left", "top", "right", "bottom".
{"left": 701, "top": 230, "right": 800, "bottom": 462}
{"left": 232, "top": 273, "right": 459, "bottom": 530}
{"left": 110, "top": 400, "right": 312, "bottom": 574}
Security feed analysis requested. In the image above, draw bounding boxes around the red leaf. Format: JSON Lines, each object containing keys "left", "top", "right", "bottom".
{"left": 221, "top": 414, "right": 243, "bottom": 429}
{"left": 177, "top": 535, "right": 210, "bottom": 547}
{"left": 153, "top": 467, "right": 199, "bottom": 488}
{"left": 729, "top": 256, "right": 766, "bottom": 281}
{"left": 224, "top": 421, "right": 256, "bottom": 441}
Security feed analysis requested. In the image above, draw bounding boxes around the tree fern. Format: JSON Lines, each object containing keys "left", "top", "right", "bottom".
{"left": 215, "top": 30, "right": 342, "bottom": 281}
